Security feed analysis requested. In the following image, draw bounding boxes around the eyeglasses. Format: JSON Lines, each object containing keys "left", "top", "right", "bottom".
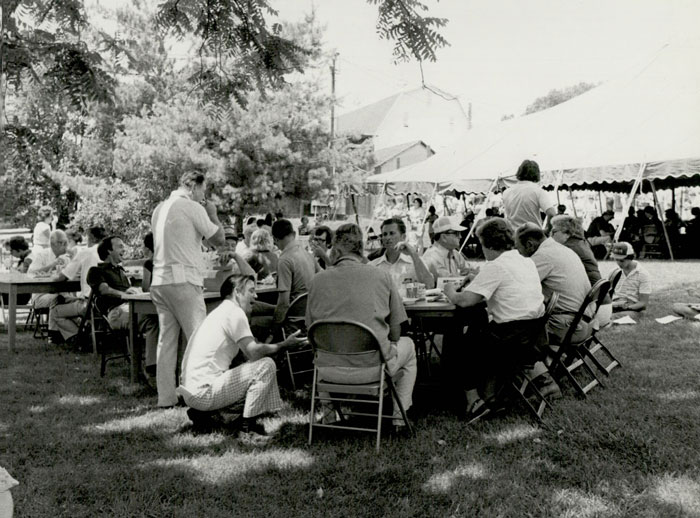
{"left": 312, "top": 237, "right": 327, "bottom": 244}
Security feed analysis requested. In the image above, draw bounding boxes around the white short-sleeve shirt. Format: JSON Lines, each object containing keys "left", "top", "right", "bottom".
{"left": 503, "top": 181, "right": 556, "bottom": 229}
{"left": 151, "top": 191, "right": 219, "bottom": 287}
{"left": 61, "top": 245, "right": 100, "bottom": 298}
{"left": 465, "top": 249, "right": 544, "bottom": 323}
{"left": 179, "top": 299, "right": 254, "bottom": 392}
{"left": 370, "top": 252, "right": 417, "bottom": 289}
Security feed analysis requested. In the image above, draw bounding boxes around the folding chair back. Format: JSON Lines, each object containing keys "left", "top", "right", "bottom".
{"left": 551, "top": 279, "right": 610, "bottom": 397}
{"left": 87, "top": 290, "right": 130, "bottom": 377}
{"left": 281, "top": 293, "right": 312, "bottom": 389}
{"left": 307, "top": 319, "right": 411, "bottom": 451}
{"left": 607, "top": 269, "right": 623, "bottom": 300}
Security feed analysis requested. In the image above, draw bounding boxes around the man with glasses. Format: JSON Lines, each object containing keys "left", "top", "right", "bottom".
{"left": 309, "top": 225, "right": 333, "bottom": 270}
{"left": 421, "top": 217, "right": 476, "bottom": 282}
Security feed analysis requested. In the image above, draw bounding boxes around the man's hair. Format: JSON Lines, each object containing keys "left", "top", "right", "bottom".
{"left": 557, "top": 204, "right": 567, "bottom": 214}
{"left": 271, "top": 219, "right": 294, "bottom": 240}
{"left": 50, "top": 229, "right": 67, "bottom": 245}
{"left": 692, "top": 207, "right": 700, "bottom": 217}
{"left": 643, "top": 205, "right": 655, "bottom": 215}
{"left": 413, "top": 197, "right": 423, "bottom": 207}
{"left": 516, "top": 159, "right": 541, "bottom": 182}
{"left": 220, "top": 274, "right": 256, "bottom": 299}
{"left": 332, "top": 223, "right": 364, "bottom": 257}
{"left": 551, "top": 215, "right": 585, "bottom": 239}
{"left": 246, "top": 216, "right": 257, "bottom": 226}
{"left": 179, "top": 171, "right": 206, "bottom": 189}
{"left": 38, "top": 206, "right": 53, "bottom": 219}
{"left": 256, "top": 218, "right": 266, "bottom": 228}
{"left": 88, "top": 226, "right": 107, "bottom": 242}
{"left": 143, "top": 232, "right": 154, "bottom": 253}
{"left": 8, "top": 236, "right": 29, "bottom": 252}
{"left": 264, "top": 213, "right": 273, "bottom": 227}
{"left": 250, "top": 228, "right": 274, "bottom": 252}
{"left": 97, "top": 236, "right": 119, "bottom": 261}
{"left": 380, "top": 217, "right": 406, "bottom": 235}
{"left": 476, "top": 218, "right": 515, "bottom": 251}
{"left": 313, "top": 225, "right": 333, "bottom": 247}
{"left": 428, "top": 205, "right": 436, "bottom": 214}
{"left": 515, "top": 223, "right": 546, "bottom": 248}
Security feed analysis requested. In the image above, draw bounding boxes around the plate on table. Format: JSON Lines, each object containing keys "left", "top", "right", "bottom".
{"left": 402, "top": 297, "right": 420, "bottom": 305}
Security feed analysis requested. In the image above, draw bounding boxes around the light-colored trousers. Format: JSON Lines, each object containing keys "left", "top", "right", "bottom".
{"left": 151, "top": 283, "right": 206, "bottom": 407}
{"left": 51, "top": 299, "right": 88, "bottom": 339}
{"left": 180, "top": 357, "right": 283, "bottom": 418}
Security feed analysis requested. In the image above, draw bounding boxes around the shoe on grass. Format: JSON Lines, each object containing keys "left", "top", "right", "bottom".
{"left": 239, "top": 417, "right": 267, "bottom": 436}
{"left": 187, "top": 408, "right": 221, "bottom": 433}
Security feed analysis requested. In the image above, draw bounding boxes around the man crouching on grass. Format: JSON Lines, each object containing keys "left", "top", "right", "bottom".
{"left": 177, "top": 274, "right": 306, "bottom": 435}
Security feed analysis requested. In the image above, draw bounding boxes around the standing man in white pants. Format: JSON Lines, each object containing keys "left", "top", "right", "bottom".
{"left": 151, "top": 172, "right": 225, "bottom": 407}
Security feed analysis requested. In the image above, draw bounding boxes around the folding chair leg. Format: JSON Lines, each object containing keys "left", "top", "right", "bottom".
{"left": 376, "top": 370, "right": 385, "bottom": 451}
{"left": 308, "top": 368, "right": 318, "bottom": 446}
{"left": 385, "top": 374, "right": 414, "bottom": 437}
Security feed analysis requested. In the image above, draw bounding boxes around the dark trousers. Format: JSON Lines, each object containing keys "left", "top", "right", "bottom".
{"left": 449, "top": 314, "right": 548, "bottom": 402}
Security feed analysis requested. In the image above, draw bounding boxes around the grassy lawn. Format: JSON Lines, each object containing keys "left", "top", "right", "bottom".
{"left": 2, "top": 260, "right": 700, "bottom": 517}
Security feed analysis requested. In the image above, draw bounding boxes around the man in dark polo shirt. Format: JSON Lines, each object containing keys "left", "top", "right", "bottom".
{"left": 306, "top": 223, "right": 417, "bottom": 433}
{"left": 87, "top": 236, "right": 139, "bottom": 330}
{"left": 267, "top": 219, "right": 316, "bottom": 341}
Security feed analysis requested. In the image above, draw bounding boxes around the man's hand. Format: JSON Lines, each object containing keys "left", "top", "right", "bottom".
{"left": 218, "top": 250, "right": 236, "bottom": 268}
{"left": 203, "top": 200, "right": 219, "bottom": 221}
{"left": 280, "top": 329, "right": 308, "bottom": 350}
{"left": 395, "top": 241, "right": 416, "bottom": 256}
{"left": 309, "top": 241, "right": 326, "bottom": 258}
{"left": 443, "top": 282, "right": 458, "bottom": 302}
{"left": 125, "top": 287, "right": 140, "bottom": 295}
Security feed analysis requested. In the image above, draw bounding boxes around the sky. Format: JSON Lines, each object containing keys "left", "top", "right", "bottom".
{"left": 273, "top": 0, "right": 699, "bottom": 126}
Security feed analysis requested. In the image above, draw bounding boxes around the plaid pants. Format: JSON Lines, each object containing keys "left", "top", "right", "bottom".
{"left": 183, "top": 357, "right": 283, "bottom": 418}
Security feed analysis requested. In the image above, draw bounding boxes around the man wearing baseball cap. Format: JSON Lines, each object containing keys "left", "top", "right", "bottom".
{"left": 610, "top": 242, "right": 651, "bottom": 314}
{"left": 421, "top": 216, "right": 476, "bottom": 281}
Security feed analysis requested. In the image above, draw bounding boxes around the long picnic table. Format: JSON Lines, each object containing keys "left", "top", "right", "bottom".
{"left": 0, "top": 272, "right": 81, "bottom": 351}
{"left": 121, "top": 284, "right": 280, "bottom": 383}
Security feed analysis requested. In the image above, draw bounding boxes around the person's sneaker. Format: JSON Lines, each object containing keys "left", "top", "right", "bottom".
{"left": 47, "top": 331, "right": 64, "bottom": 346}
{"left": 534, "top": 374, "right": 562, "bottom": 400}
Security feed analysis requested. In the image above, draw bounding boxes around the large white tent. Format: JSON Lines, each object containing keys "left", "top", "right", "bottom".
{"left": 364, "top": 40, "right": 700, "bottom": 195}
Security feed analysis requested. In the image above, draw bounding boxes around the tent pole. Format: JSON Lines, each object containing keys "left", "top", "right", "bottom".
{"left": 351, "top": 193, "right": 360, "bottom": 227}
{"left": 650, "top": 179, "right": 674, "bottom": 261}
{"left": 568, "top": 189, "right": 578, "bottom": 218}
{"left": 613, "top": 163, "right": 646, "bottom": 243}
{"left": 598, "top": 191, "right": 604, "bottom": 213}
{"left": 458, "top": 177, "right": 499, "bottom": 255}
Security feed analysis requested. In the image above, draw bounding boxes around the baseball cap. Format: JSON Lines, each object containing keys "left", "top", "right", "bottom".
{"left": 610, "top": 241, "right": 634, "bottom": 260}
{"left": 224, "top": 226, "right": 237, "bottom": 240}
{"left": 432, "top": 216, "right": 466, "bottom": 234}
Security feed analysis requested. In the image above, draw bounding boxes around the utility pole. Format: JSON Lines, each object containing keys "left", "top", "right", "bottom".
{"left": 329, "top": 52, "right": 338, "bottom": 181}
{"left": 330, "top": 52, "right": 338, "bottom": 145}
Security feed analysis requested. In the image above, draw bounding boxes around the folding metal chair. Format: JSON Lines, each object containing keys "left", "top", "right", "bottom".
{"left": 508, "top": 292, "right": 560, "bottom": 423}
{"left": 307, "top": 319, "right": 413, "bottom": 451}
{"left": 548, "top": 279, "right": 610, "bottom": 398}
{"left": 26, "top": 306, "right": 50, "bottom": 340}
{"left": 281, "top": 293, "right": 312, "bottom": 390}
{"left": 86, "top": 291, "right": 130, "bottom": 377}
{"left": 607, "top": 269, "right": 623, "bottom": 300}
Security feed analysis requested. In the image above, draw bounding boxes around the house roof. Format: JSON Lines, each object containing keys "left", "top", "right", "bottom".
{"left": 335, "top": 93, "right": 401, "bottom": 136}
{"left": 373, "top": 140, "right": 433, "bottom": 167}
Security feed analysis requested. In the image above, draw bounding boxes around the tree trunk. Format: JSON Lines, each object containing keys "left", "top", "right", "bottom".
{"left": 0, "top": 1, "right": 7, "bottom": 178}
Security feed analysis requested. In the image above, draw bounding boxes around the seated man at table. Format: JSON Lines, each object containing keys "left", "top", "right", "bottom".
{"left": 422, "top": 216, "right": 476, "bottom": 283}
{"left": 609, "top": 241, "right": 651, "bottom": 316}
{"left": 49, "top": 226, "right": 106, "bottom": 343}
{"left": 178, "top": 274, "right": 306, "bottom": 434}
{"left": 306, "top": 223, "right": 417, "bottom": 433}
{"left": 27, "top": 230, "right": 72, "bottom": 339}
{"left": 309, "top": 225, "right": 333, "bottom": 270}
{"left": 443, "top": 218, "right": 548, "bottom": 419}
{"left": 370, "top": 217, "right": 434, "bottom": 289}
{"left": 7, "top": 236, "right": 32, "bottom": 273}
{"left": 86, "top": 236, "right": 139, "bottom": 330}
{"left": 266, "top": 219, "right": 316, "bottom": 342}
{"left": 515, "top": 223, "right": 593, "bottom": 345}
